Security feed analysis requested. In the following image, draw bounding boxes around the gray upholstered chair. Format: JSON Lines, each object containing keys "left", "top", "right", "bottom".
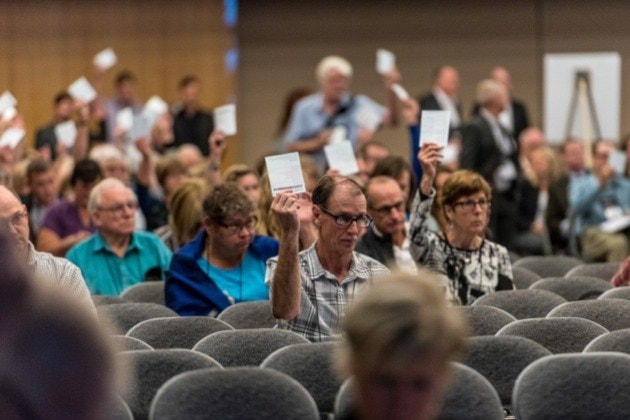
{"left": 110, "top": 396, "right": 134, "bottom": 420}
{"left": 584, "top": 328, "right": 630, "bottom": 354}
{"left": 512, "top": 353, "right": 630, "bottom": 419}
{"left": 149, "top": 367, "right": 319, "bottom": 420}
{"left": 496, "top": 317, "right": 608, "bottom": 354}
{"left": 120, "top": 282, "right": 166, "bottom": 305}
{"left": 119, "top": 349, "right": 222, "bottom": 420}
{"left": 529, "top": 276, "right": 612, "bottom": 301}
{"left": 217, "top": 300, "right": 277, "bottom": 329}
{"left": 92, "top": 295, "right": 127, "bottom": 306}
{"left": 513, "top": 255, "right": 583, "bottom": 278}
{"left": 598, "top": 286, "right": 630, "bottom": 300}
{"left": 127, "top": 316, "right": 233, "bottom": 349}
{"left": 472, "top": 289, "right": 566, "bottom": 319}
{"left": 457, "top": 305, "right": 517, "bottom": 336}
{"left": 111, "top": 335, "right": 154, "bottom": 351}
{"left": 565, "top": 262, "right": 621, "bottom": 281}
{"left": 192, "top": 329, "right": 309, "bottom": 367}
{"left": 97, "top": 303, "right": 178, "bottom": 334}
{"left": 547, "top": 298, "right": 630, "bottom": 331}
{"left": 511, "top": 266, "right": 542, "bottom": 290}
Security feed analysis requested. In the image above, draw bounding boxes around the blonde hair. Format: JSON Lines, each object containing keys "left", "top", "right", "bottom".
{"left": 316, "top": 55, "right": 353, "bottom": 82}
{"left": 476, "top": 79, "right": 503, "bottom": 106}
{"left": 169, "top": 178, "right": 208, "bottom": 245}
{"left": 257, "top": 172, "right": 280, "bottom": 238}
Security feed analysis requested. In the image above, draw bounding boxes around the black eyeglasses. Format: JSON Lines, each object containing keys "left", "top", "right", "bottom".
{"left": 369, "top": 201, "right": 406, "bottom": 215}
{"left": 453, "top": 199, "right": 491, "bottom": 212}
{"left": 318, "top": 207, "right": 372, "bottom": 228}
{"left": 219, "top": 216, "right": 258, "bottom": 235}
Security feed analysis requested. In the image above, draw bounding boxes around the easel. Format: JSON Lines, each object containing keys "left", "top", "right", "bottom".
{"left": 564, "top": 71, "right": 601, "bottom": 169}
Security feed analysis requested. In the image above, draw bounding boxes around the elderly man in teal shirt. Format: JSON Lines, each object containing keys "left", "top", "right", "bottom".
{"left": 67, "top": 178, "right": 172, "bottom": 295}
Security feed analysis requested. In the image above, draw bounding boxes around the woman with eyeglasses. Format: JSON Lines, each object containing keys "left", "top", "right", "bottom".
{"left": 409, "top": 143, "right": 514, "bottom": 305}
{"left": 165, "top": 183, "right": 279, "bottom": 316}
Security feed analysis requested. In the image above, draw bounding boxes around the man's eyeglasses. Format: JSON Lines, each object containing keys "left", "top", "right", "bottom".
{"left": 1, "top": 211, "right": 28, "bottom": 228}
{"left": 319, "top": 207, "right": 372, "bottom": 228}
{"left": 453, "top": 199, "right": 491, "bottom": 212}
{"left": 369, "top": 201, "right": 406, "bottom": 215}
{"left": 219, "top": 216, "right": 258, "bottom": 235}
{"left": 98, "top": 201, "right": 138, "bottom": 214}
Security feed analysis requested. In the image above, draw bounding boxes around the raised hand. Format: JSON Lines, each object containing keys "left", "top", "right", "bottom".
{"left": 418, "top": 143, "right": 443, "bottom": 194}
{"left": 271, "top": 190, "right": 301, "bottom": 235}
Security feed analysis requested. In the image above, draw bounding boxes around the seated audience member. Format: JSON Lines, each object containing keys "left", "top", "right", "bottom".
{"left": 371, "top": 155, "right": 415, "bottom": 215}
{"left": 284, "top": 55, "right": 397, "bottom": 171}
{"left": 22, "top": 159, "right": 59, "bottom": 240}
{"left": 166, "top": 183, "right": 279, "bottom": 316}
{"left": 611, "top": 256, "right": 630, "bottom": 287}
{"left": 336, "top": 271, "right": 468, "bottom": 420}
{"left": 37, "top": 159, "right": 102, "bottom": 256}
{"left": 514, "top": 145, "right": 559, "bottom": 256}
{"left": 155, "top": 178, "right": 207, "bottom": 252}
{"left": 172, "top": 75, "right": 215, "bottom": 156}
{"left": 427, "top": 167, "right": 453, "bottom": 233}
{"left": 546, "top": 139, "right": 587, "bottom": 253}
{"left": 66, "top": 178, "right": 172, "bottom": 295}
{"left": 569, "top": 140, "right": 630, "bottom": 262}
{"left": 0, "top": 185, "right": 93, "bottom": 310}
{"left": 411, "top": 143, "right": 514, "bottom": 305}
{"left": 357, "top": 176, "right": 416, "bottom": 273}
{"left": 267, "top": 175, "right": 389, "bottom": 341}
{"left": 356, "top": 141, "right": 390, "bottom": 184}
{"left": 223, "top": 164, "right": 261, "bottom": 205}
{"left": 517, "top": 127, "right": 547, "bottom": 185}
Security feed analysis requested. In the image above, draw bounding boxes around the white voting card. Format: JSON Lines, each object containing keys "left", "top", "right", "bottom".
{"left": 0, "top": 128, "right": 25, "bottom": 149}
{"left": 116, "top": 107, "right": 134, "bottom": 132}
{"left": 214, "top": 104, "right": 237, "bottom": 136}
{"left": 608, "top": 149, "right": 627, "bottom": 175}
{"left": 54, "top": 120, "right": 77, "bottom": 148}
{"left": 2, "top": 107, "right": 17, "bottom": 122}
{"left": 93, "top": 48, "right": 117, "bottom": 70}
{"left": 68, "top": 77, "right": 97, "bottom": 103}
{"left": 325, "top": 140, "right": 359, "bottom": 176}
{"left": 329, "top": 126, "right": 347, "bottom": 145}
{"left": 265, "top": 152, "right": 306, "bottom": 196}
{"left": 356, "top": 106, "right": 381, "bottom": 131}
{"left": 420, "top": 111, "right": 451, "bottom": 148}
{"left": 601, "top": 214, "right": 630, "bottom": 233}
{"left": 0, "top": 91, "right": 17, "bottom": 114}
{"left": 376, "top": 49, "right": 395, "bottom": 75}
{"left": 129, "top": 115, "right": 151, "bottom": 141}
{"left": 143, "top": 95, "right": 168, "bottom": 127}
{"left": 391, "top": 83, "right": 409, "bottom": 101}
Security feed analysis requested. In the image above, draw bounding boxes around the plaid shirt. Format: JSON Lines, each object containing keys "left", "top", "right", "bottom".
{"left": 266, "top": 243, "right": 389, "bottom": 342}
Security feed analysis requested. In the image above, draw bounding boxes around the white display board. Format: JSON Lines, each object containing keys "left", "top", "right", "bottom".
{"left": 544, "top": 52, "right": 621, "bottom": 145}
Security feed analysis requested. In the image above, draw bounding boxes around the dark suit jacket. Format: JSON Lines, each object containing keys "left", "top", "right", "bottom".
{"left": 471, "top": 98, "right": 530, "bottom": 140}
{"left": 546, "top": 174, "right": 570, "bottom": 251}
{"left": 417, "top": 92, "right": 463, "bottom": 137}
{"left": 517, "top": 179, "right": 539, "bottom": 233}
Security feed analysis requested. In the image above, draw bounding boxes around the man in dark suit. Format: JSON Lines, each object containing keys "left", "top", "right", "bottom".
{"left": 460, "top": 79, "right": 520, "bottom": 249}
{"left": 417, "top": 65, "right": 463, "bottom": 138}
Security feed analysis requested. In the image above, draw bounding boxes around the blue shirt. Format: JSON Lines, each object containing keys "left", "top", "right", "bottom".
{"left": 67, "top": 231, "right": 173, "bottom": 295}
{"left": 283, "top": 92, "right": 385, "bottom": 170}
{"left": 196, "top": 250, "right": 268, "bottom": 303}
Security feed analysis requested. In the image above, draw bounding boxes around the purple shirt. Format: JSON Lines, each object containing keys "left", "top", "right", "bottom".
{"left": 40, "top": 199, "right": 96, "bottom": 238}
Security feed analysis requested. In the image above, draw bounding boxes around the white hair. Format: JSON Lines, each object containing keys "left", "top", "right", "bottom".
{"left": 87, "top": 178, "right": 135, "bottom": 214}
{"left": 476, "top": 79, "right": 504, "bottom": 106}
{"left": 316, "top": 56, "right": 353, "bottom": 82}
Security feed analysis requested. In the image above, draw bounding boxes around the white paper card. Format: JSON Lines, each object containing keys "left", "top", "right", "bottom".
{"left": 54, "top": 120, "right": 77, "bottom": 148}
{"left": 600, "top": 214, "right": 630, "bottom": 233}
{"left": 608, "top": 149, "right": 627, "bottom": 175}
{"left": 376, "top": 49, "right": 395, "bottom": 75}
{"left": 129, "top": 115, "right": 151, "bottom": 141}
{"left": 0, "top": 91, "right": 17, "bottom": 114}
{"left": 93, "top": 48, "right": 117, "bottom": 70}
{"left": 142, "top": 96, "right": 168, "bottom": 127}
{"left": 442, "top": 143, "right": 459, "bottom": 164}
{"left": 329, "top": 126, "right": 347, "bottom": 146}
{"left": 214, "top": 104, "right": 237, "bottom": 136}
{"left": 420, "top": 111, "right": 451, "bottom": 148}
{"left": 0, "top": 128, "right": 25, "bottom": 148}
{"left": 391, "top": 83, "right": 409, "bottom": 101}
{"left": 2, "top": 107, "right": 17, "bottom": 122}
{"left": 324, "top": 140, "right": 359, "bottom": 176}
{"left": 68, "top": 77, "right": 97, "bottom": 103}
{"left": 356, "top": 106, "right": 381, "bottom": 131}
{"left": 265, "top": 152, "right": 306, "bottom": 196}
{"left": 116, "top": 108, "right": 134, "bottom": 131}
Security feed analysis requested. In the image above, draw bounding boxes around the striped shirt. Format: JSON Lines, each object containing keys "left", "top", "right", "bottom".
{"left": 266, "top": 243, "right": 389, "bottom": 342}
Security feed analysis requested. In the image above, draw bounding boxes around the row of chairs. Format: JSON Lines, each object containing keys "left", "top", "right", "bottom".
{"left": 512, "top": 256, "right": 619, "bottom": 282}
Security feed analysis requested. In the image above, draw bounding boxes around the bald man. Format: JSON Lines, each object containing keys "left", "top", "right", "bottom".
{"left": 417, "top": 65, "right": 463, "bottom": 138}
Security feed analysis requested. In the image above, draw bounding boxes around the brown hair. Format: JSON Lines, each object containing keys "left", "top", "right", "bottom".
{"left": 439, "top": 170, "right": 492, "bottom": 209}
{"left": 311, "top": 175, "right": 365, "bottom": 208}
{"left": 203, "top": 182, "right": 255, "bottom": 225}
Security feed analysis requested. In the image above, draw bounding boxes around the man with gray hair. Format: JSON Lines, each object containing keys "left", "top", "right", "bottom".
{"left": 66, "top": 178, "right": 172, "bottom": 295}
{"left": 460, "top": 79, "right": 520, "bottom": 249}
{"left": 284, "top": 55, "right": 398, "bottom": 171}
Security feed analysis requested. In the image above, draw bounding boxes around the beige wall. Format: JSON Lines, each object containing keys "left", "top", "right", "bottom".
{"left": 238, "top": 0, "right": 630, "bottom": 165}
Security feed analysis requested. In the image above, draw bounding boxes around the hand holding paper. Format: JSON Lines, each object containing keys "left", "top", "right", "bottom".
{"left": 68, "top": 77, "right": 97, "bottom": 103}
{"left": 93, "top": 48, "right": 117, "bottom": 70}
{"left": 0, "top": 91, "right": 17, "bottom": 114}
{"left": 420, "top": 110, "right": 451, "bottom": 148}
{"left": 265, "top": 152, "right": 306, "bottom": 196}
{"left": 214, "top": 104, "right": 237, "bottom": 136}
{"left": 376, "top": 49, "right": 395, "bottom": 75}
{"left": 0, "top": 128, "right": 25, "bottom": 149}
{"left": 54, "top": 121, "right": 78, "bottom": 148}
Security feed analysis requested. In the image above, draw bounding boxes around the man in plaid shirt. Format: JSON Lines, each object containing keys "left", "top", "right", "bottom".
{"left": 266, "top": 175, "right": 389, "bottom": 342}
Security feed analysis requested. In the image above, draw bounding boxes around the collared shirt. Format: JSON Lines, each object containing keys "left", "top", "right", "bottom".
{"left": 265, "top": 243, "right": 389, "bottom": 342}
{"left": 372, "top": 224, "right": 417, "bottom": 274}
{"left": 433, "top": 87, "right": 461, "bottom": 128}
{"left": 26, "top": 242, "right": 94, "bottom": 311}
{"left": 66, "top": 231, "right": 172, "bottom": 295}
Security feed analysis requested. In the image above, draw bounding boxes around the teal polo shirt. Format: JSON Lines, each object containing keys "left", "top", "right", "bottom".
{"left": 67, "top": 231, "right": 172, "bottom": 295}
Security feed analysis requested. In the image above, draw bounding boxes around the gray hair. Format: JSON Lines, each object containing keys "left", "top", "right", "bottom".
{"left": 87, "top": 178, "right": 136, "bottom": 214}
{"left": 316, "top": 56, "right": 353, "bottom": 82}
{"left": 476, "top": 78, "right": 504, "bottom": 107}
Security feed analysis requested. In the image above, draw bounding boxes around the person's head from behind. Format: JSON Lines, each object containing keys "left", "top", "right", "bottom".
{"left": 70, "top": 159, "right": 103, "bottom": 208}
{"left": 114, "top": 70, "right": 137, "bottom": 104}
{"left": 177, "top": 144, "right": 203, "bottom": 169}
{"left": 169, "top": 178, "right": 207, "bottom": 246}
{"left": 178, "top": 75, "right": 202, "bottom": 110}
{"left": 440, "top": 170, "right": 492, "bottom": 237}
{"left": 366, "top": 176, "right": 406, "bottom": 236}
{"left": 26, "top": 159, "right": 57, "bottom": 207}
{"left": 476, "top": 79, "right": 507, "bottom": 117}
{"left": 338, "top": 270, "right": 468, "bottom": 420}
{"left": 89, "top": 144, "right": 131, "bottom": 185}
{"left": 223, "top": 164, "right": 261, "bottom": 205}
{"left": 53, "top": 91, "right": 74, "bottom": 121}
{"left": 316, "top": 56, "right": 352, "bottom": 103}
{"left": 88, "top": 178, "right": 137, "bottom": 238}
{"left": 434, "top": 65, "right": 459, "bottom": 98}
{"left": 0, "top": 186, "right": 30, "bottom": 259}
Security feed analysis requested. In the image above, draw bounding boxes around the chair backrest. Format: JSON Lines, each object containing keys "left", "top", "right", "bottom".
{"left": 192, "top": 329, "right": 310, "bottom": 367}
{"left": 217, "top": 300, "right": 277, "bottom": 329}
{"left": 121, "top": 282, "right": 166, "bottom": 305}
{"left": 457, "top": 306, "right": 517, "bottom": 336}
{"left": 510, "top": 266, "right": 541, "bottom": 290}
{"left": 127, "top": 316, "right": 233, "bottom": 349}
{"left": 119, "top": 349, "right": 222, "bottom": 420}
{"left": 149, "top": 367, "right": 319, "bottom": 420}
{"left": 461, "top": 336, "right": 552, "bottom": 406}
{"left": 565, "top": 262, "right": 621, "bottom": 281}
{"left": 512, "top": 353, "right": 630, "bottom": 419}
{"left": 513, "top": 255, "right": 583, "bottom": 278}
{"left": 97, "top": 303, "right": 178, "bottom": 334}
{"left": 598, "top": 286, "right": 630, "bottom": 300}
{"left": 584, "top": 328, "right": 630, "bottom": 354}
{"left": 529, "top": 276, "right": 612, "bottom": 301}
{"left": 110, "top": 395, "right": 134, "bottom": 420}
{"left": 92, "top": 295, "right": 127, "bottom": 306}
{"left": 547, "top": 298, "right": 630, "bottom": 331}
{"left": 261, "top": 342, "right": 342, "bottom": 415}
{"left": 496, "top": 317, "right": 608, "bottom": 354}
{"left": 472, "top": 289, "right": 567, "bottom": 319}
{"left": 111, "top": 335, "right": 154, "bottom": 351}
{"left": 334, "top": 379, "right": 355, "bottom": 420}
